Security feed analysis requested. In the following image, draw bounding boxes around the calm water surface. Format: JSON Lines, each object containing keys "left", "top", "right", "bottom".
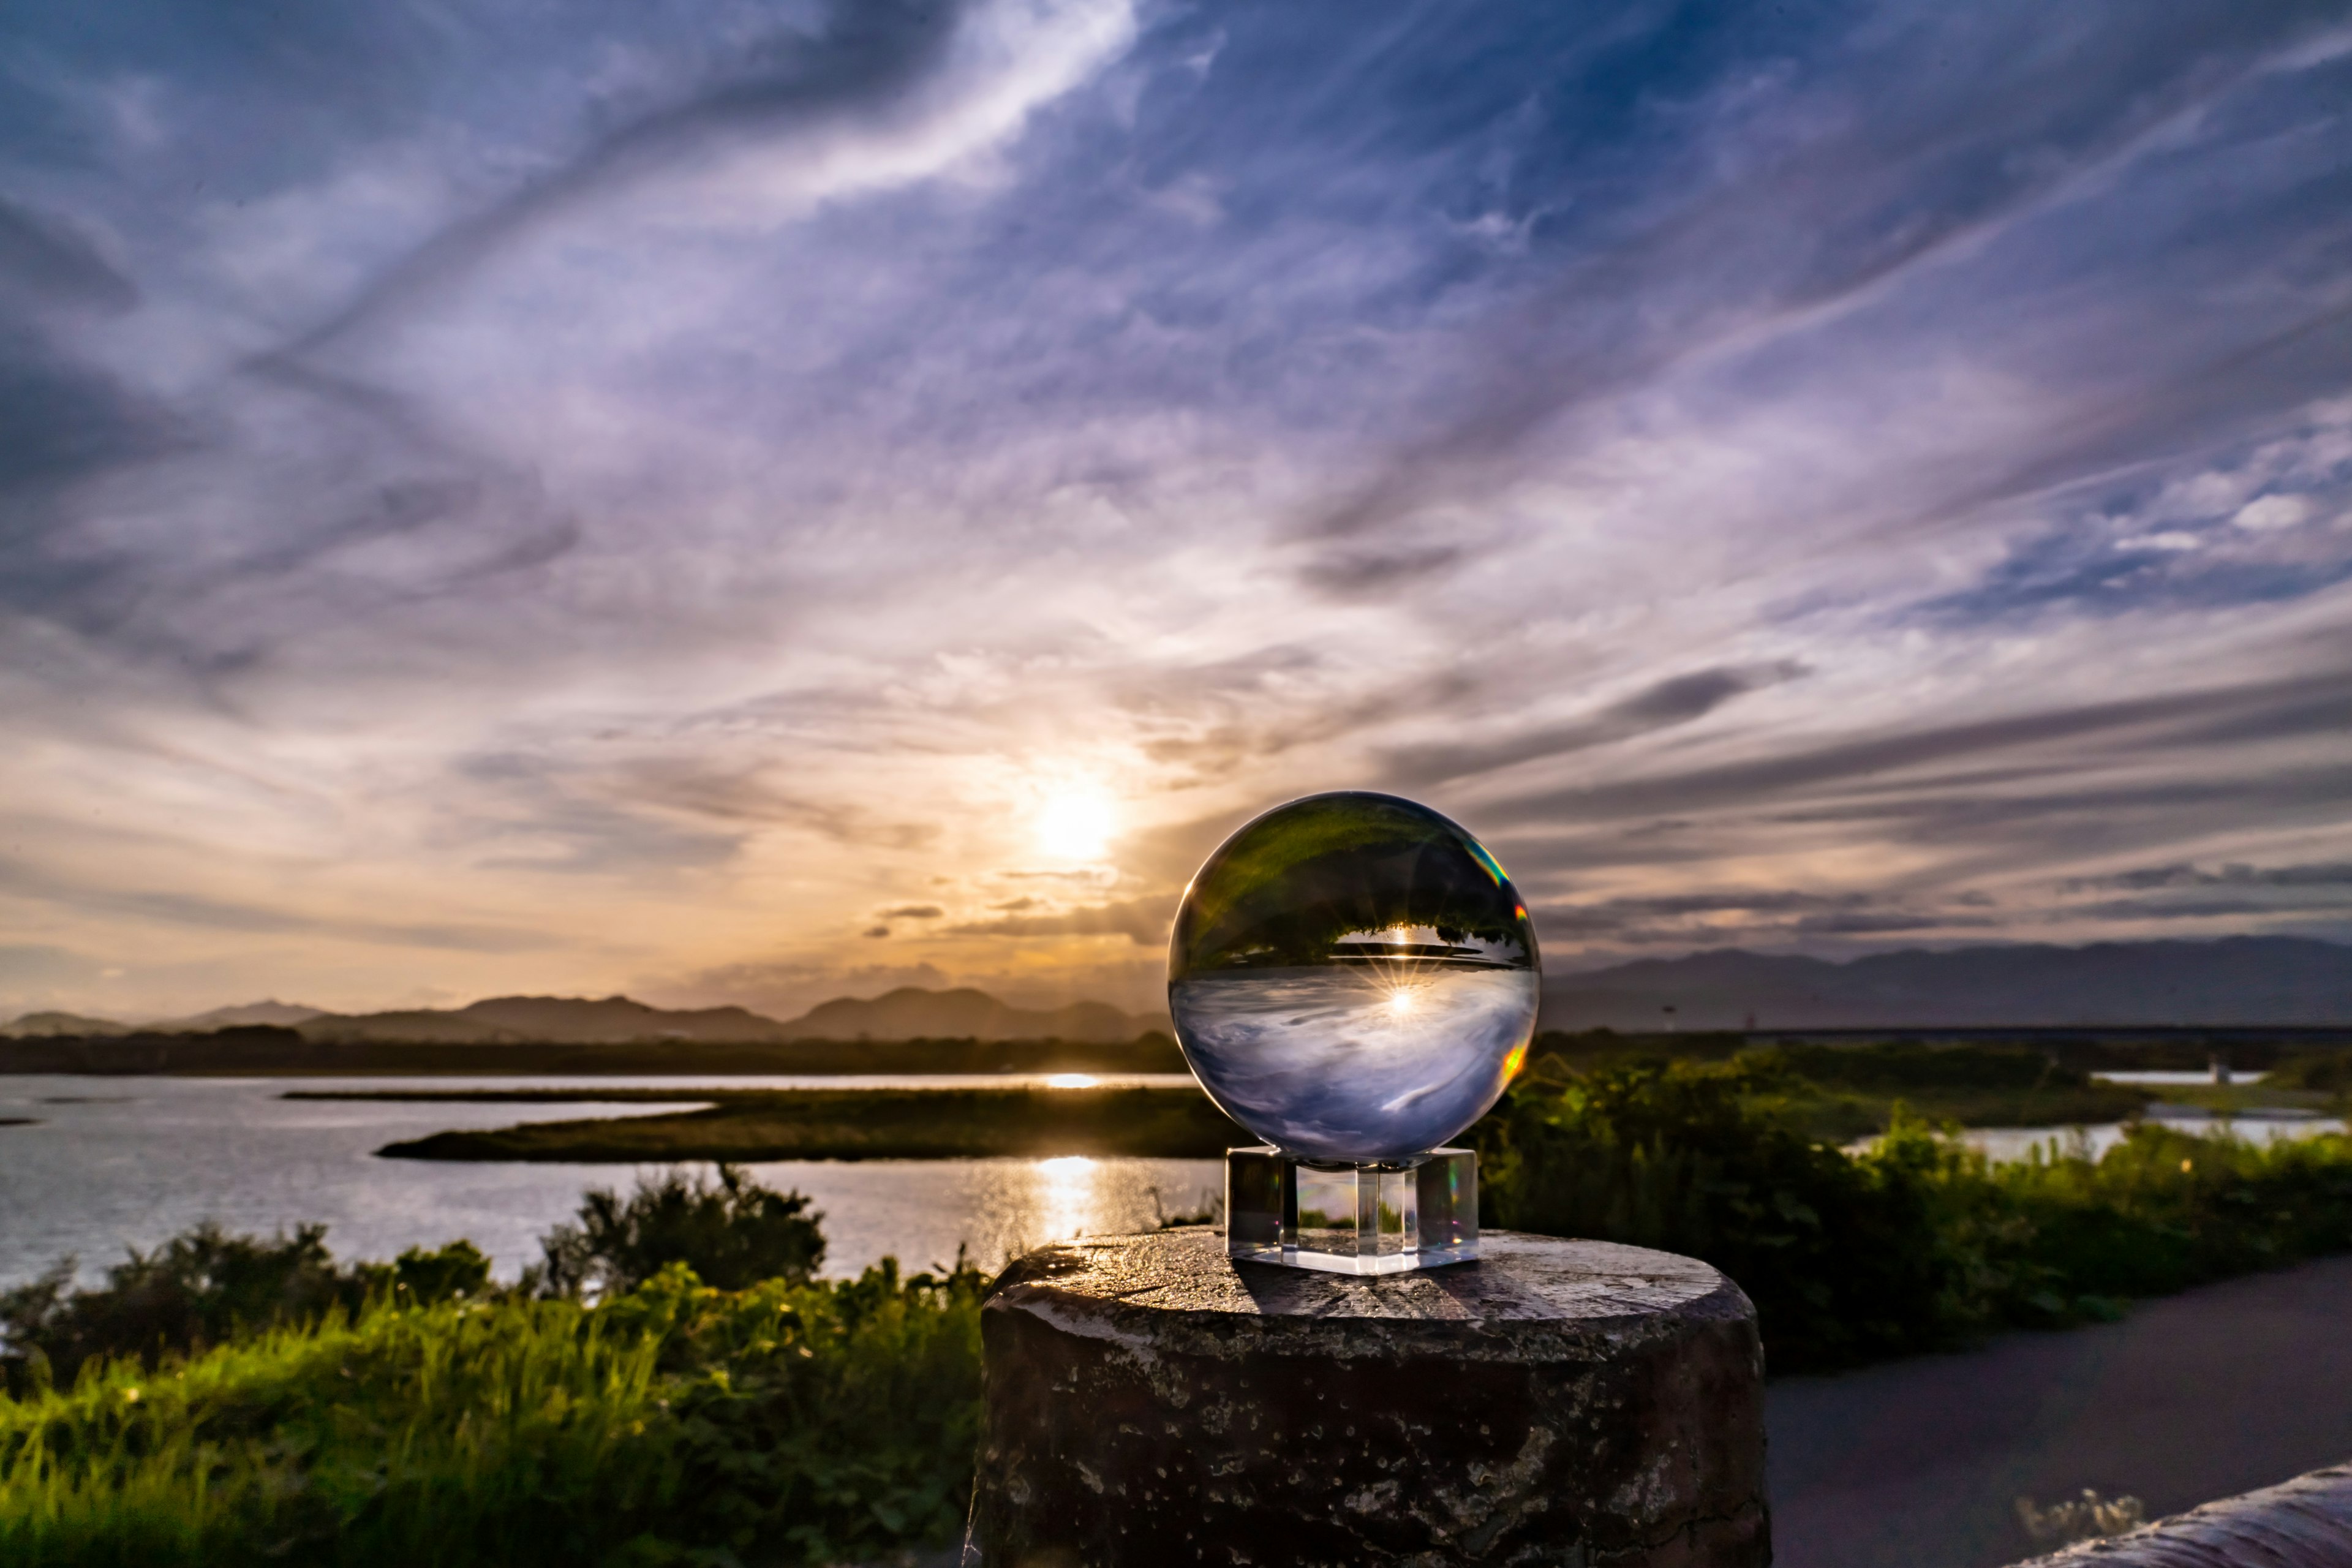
{"left": 1850, "top": 1107, "right": 2347, "bottom": 1162}
{"left": 16, "top": 1077, "right": 2331, "bottom": 1288}
{"left": 0, "top": 1075, "right": 1218, "bottom": 1287}
{"left": 2091, "top": 1069, "right": 2271, "bottom": 1085}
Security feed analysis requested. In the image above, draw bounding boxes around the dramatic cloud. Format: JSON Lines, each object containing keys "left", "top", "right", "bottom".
{"left": 2, "top": 0, "right": 2350, "bottom": 1017}
{"left": 1382, "top": 661, "right": 1811, "bottom": 788}
{"left": 946, "top": 895, "right": 1174, "bottom": 946}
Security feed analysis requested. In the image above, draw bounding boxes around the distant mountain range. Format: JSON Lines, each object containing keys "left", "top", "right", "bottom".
{"left": 169, "top": 1000, "right": 327, "bottom": 1030}
{"left": 0, "top": 1011, "right": 137, "bottom": 1038}
{"left": 294, "top": 996, "right": 794, "bottom": 1046}
{"left": 1, "top": 987, "right": 1163, "bottom": 1045}
{"left": 8, "top": 937, "right": 2350, "bottom": 1046}
{"left": 0, "top": 1000, "right": 325, "bottom": 1038}
{"left": 1541, "top": 937, "right": 2352, "bottom": 1030}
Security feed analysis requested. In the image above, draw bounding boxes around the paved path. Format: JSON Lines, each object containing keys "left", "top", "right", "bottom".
{"left": 1768, "top": 1253, "right": 2352, "bottom": 1568}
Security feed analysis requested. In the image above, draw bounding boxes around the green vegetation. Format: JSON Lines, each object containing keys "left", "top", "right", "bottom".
{"left": 2030, "top": 1033, "right": 2345, "bottom": 1076}
{"left": 1, "top": 1172, "right": 982, "bottom": 1567}
{"left": 377, "top": 1085, "right": 1244, "bottom": 1161}
{"left": 1735, "top": 1042, "right": 2147, "bottom": 1140}
{"left": 0, "top": 1265, "right": 982, "bottom": 1567}
{"left": 1529, "top": 1032, "right": 2149, "bottom": 1140}
{"left": 1, "top": 1226, "right": 488, "bottom": 1393}
{"left": 359, "top": 1042, "right": 2160, "bottom": 1162}
{"left": 0, "top": 1168, "right": 828, "bottom": 1398}
{"left": 2266, "top": 1050, "right": 2352, "bottom": 1102}
{"left": 1477, "top": 1056, "right": 2352, "bottom": 1373}
{"left": 533, "top": 1165, "right": 825, "bottom": 1297}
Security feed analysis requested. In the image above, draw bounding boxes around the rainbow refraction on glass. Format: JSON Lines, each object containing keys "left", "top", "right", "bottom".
{"left": 1168, "top": 791, "right": 1541, "bottom": 1164}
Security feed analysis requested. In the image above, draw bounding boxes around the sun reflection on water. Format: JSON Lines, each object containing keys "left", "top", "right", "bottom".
{"left": 1044, "top": 1074, "right": 1100, "bottom": 1088}
{"left": 1031, "top": 1155, "right": 1100, "bottom": 1245}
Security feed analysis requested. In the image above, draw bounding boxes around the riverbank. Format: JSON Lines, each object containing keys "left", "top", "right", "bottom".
{"left": 359, "top": 1085, "right": 2148, "bottom": 1163}
{"left": 349, "top": 1072, "right": 2154, "bottom": 1161}
{"left": 375, "top": 1086, "right": 1245, "bottom": 1161}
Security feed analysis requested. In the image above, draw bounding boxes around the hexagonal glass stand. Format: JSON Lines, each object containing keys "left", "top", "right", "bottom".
{"left": 1224, "top": 1146, "right": 1478, "bottom": 1274}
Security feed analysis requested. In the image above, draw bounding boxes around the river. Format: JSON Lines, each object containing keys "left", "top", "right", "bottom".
{"left": 0, "top": 1074, "right": 1219, "bottom": 1287}
{"left": 5, "top": 1076, "right": 2343, "bottom": 1291}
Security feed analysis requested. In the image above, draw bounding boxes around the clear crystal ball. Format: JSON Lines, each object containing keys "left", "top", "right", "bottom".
{"left": 1168, "top": 791, "right": 1541, "bottom": 1163}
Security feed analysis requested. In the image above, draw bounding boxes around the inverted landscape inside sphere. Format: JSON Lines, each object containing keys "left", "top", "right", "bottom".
{"left": 1168, "top": 793, "right": 1540, "bottom": 1163}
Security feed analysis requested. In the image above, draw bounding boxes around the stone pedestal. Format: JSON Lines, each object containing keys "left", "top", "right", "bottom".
{"left": 967, "top": 1228, "right": 1767, "bottom": 1567}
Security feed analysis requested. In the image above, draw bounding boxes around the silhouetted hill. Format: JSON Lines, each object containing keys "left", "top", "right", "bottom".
{"left": 298, "top": 995, "right": 791, "bottom": 1044}
{"left": 158, "top": 1000, "right": 324, "bottom": 1030}
{"left": 0, "top": 1010, "right": 129, "bottom": 1038}
{"left": 777, "top": 987, "right": 1149, "bottom": 1043}
{"left": 1542, "top": 937, "right": 2352, "bottom": 1030}
{"left": 281, "top": 987, "right": 1159, "bottom": 1046}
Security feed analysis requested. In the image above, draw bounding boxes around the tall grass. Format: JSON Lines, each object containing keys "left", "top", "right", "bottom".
{"left": 1478, "top": 1058, "right": 2352, "bottom": 1372}
{"left": 0, "top": 1259, "right": 983, "bottom": 1567}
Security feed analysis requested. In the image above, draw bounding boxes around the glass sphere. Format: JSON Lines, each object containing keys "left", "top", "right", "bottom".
{"left": 1167, "top": 791, "right": 1540, "bottom": 1163}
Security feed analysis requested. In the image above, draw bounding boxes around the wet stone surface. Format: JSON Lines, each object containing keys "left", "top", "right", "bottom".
{"left": 968, "top": 1229, "right": 1768, "bottom": 1567}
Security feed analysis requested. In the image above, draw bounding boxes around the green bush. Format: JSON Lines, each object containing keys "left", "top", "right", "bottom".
{"left": 1, "top": 1163, "right": 817, "bottom": 1389}
{"left": 1474, "top": 1059, "right": 1953, "bottom": 1369}
{"left": 1477, "top": 1058, "right": 2352, "bottom": 1372}
{"left": 1937, "top": 1120, "right": 2352, "bottom": 1311}
{"left": 0, "top": 1227, "right": 489, "bottom": 1392}
{"left": 533, "top": 1164, "right": 825, "bottom": 1297}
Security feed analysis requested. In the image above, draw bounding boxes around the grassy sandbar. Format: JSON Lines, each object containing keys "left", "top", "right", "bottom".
{"left": 373, "top": 1085, "right": 1243, "bottom": 1162}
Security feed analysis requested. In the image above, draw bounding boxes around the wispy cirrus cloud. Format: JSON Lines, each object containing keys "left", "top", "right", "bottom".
{"left": 946, "top": 896, "right": 1173, "bottom": 947}
{"left": 2, "top": 0, "right": 2351, "bottom": 1017}
{"left": 2074, "top": 861, "right": 2352, "bottom": 892}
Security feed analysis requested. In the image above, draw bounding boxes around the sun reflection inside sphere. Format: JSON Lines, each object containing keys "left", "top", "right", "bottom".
{"left": 1045, "top": 1074, "right": 1099, "bottom": 1088}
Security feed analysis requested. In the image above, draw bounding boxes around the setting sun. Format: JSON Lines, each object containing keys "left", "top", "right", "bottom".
{"left": 1035, "top": 785, "right": 1115, "bottom": 862}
